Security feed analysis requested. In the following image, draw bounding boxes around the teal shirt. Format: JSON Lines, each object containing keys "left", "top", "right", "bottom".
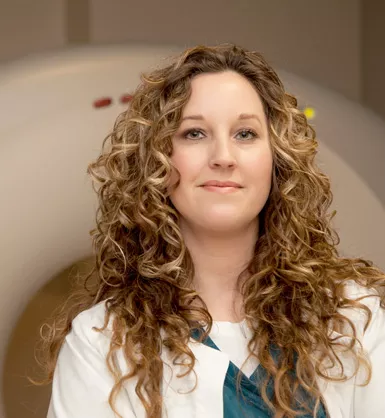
{"left": 191, "top": 328, "right": 328, "bottom": 418}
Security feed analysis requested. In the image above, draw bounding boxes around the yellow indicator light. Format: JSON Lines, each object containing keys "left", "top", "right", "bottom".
{"left": 303, "top": 107, "right": 315, "bottom": 120}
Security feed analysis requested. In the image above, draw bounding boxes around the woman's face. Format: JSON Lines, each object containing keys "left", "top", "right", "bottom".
{"left": 169, "top": 70, "right": 273, "bottom": 233}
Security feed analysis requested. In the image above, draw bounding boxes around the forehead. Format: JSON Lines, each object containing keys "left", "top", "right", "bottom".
{"left": 183, "top": 71, "right": 265, "bottom": 116}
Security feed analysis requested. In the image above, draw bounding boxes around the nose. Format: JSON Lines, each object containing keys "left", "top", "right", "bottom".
{"left": 208, "top": 137, "right": 237, "bottom": 169}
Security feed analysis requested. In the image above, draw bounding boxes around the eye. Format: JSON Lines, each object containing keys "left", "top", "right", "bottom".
{"left": 236, "top": 129, "right": 258, "bottom": 141}
{"left": 183, "top": 129, "right": 205, "bottom": 140}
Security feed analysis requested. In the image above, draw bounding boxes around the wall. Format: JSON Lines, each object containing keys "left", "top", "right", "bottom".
{"left": 89, "top": 0, "right": 362, "bottom": 101}
{"left": 4, "top": 0, "right": 385, "bottom": 118}
{"left": 0, "top": 0, "right": 66, "bottom": 62}
{"left": 362, "top": 1, "right": 385, "bottom": 119}
{"left": 0, "top": 0, "right": 362, "bottom": 102}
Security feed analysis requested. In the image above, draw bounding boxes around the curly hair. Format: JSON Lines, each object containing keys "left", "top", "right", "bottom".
{"left": 35, "top": 44, "right": 385, "bottom": 418}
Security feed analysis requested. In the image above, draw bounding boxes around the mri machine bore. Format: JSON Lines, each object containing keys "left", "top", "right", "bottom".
{"left": 0, "top": 44, "right": 384, "bottom": 418}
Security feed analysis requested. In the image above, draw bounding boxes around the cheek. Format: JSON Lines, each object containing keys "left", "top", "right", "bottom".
{"left": 170, "top": 148, "right": 204, "bottom": 184}
{"left": 244, "top": 152, "right": 273, "bottom": 195}
{"left": 245, "top": 148, "right": 273, "bottom": 176}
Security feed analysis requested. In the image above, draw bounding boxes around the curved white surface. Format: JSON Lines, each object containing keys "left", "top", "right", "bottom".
{"left": 0, "top": 44, "right": 384, "bottom": 417}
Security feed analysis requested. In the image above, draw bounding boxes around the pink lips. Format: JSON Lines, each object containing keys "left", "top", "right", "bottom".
{"left": 200, "top": 180, "right": 243, "bottom": 193}
{"left": 201, "top": 180, "right": 242, "bottom": 188}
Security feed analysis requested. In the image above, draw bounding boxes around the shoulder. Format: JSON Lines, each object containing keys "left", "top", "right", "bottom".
{"left": 341, "top": 282, "right": 385, "bottom": 415}
{"left": 72, "top": 299, "right": 110, "bottom": 328}
{"left": 70, "top": 299, "right": 114, "bottom": 354}
{"left": 339, "top": 280, "right": 383, "bottom": 343}
{"left": 342, "top": 279, "right": 381, "bottom": 313}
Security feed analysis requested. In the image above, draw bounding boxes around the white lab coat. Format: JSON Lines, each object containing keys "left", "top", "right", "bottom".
{"left": 47, "top": 281, "right": 385, "bottom": 417}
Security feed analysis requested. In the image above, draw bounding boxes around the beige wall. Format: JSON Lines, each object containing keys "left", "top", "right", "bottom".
{"left": 1, "top": 0, "right": 362, "bottom": 102}
{"left": 0, "top": 0, "right": 66, "bottom": 62}
{"left": 90, "top": 0, "right": 362, "bottom": 101}
{"left": 362, "top": 1, "right": 385, "bottom": 118}
{"left": 4, "top": 0, "right": 385, "bottom": 118}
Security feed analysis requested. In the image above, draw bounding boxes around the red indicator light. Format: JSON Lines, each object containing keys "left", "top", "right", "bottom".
{"left": 93, "top": 97, "right": 113, "bottom": 108}
{"left": 120, "top": 94, "right": 133, "bottom": 104}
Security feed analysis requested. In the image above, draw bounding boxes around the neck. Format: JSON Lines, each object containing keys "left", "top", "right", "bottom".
{"left": 180, "top": 219, "right": 258, "bottom": 321}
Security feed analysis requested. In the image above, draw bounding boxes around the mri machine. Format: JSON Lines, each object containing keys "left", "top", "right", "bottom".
{"left": 0, "top": 44, "right": 384, "bottom": 417}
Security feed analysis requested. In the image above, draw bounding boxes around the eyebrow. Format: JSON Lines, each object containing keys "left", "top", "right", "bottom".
{"left": 181, "top": 113, "right": 262, "bottom": 124}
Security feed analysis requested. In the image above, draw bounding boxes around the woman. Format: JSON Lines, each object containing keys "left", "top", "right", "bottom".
{"left": 40, "top": 44, "right": 385, "bottom": 417}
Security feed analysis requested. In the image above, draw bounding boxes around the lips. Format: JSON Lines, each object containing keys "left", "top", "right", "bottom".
{"left": 201, "top": 180, "right": 242, "bottom": 188}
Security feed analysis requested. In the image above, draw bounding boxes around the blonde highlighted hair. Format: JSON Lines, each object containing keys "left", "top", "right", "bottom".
{"left": 35, "top": 44, "right": 385, "bottom": 417}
